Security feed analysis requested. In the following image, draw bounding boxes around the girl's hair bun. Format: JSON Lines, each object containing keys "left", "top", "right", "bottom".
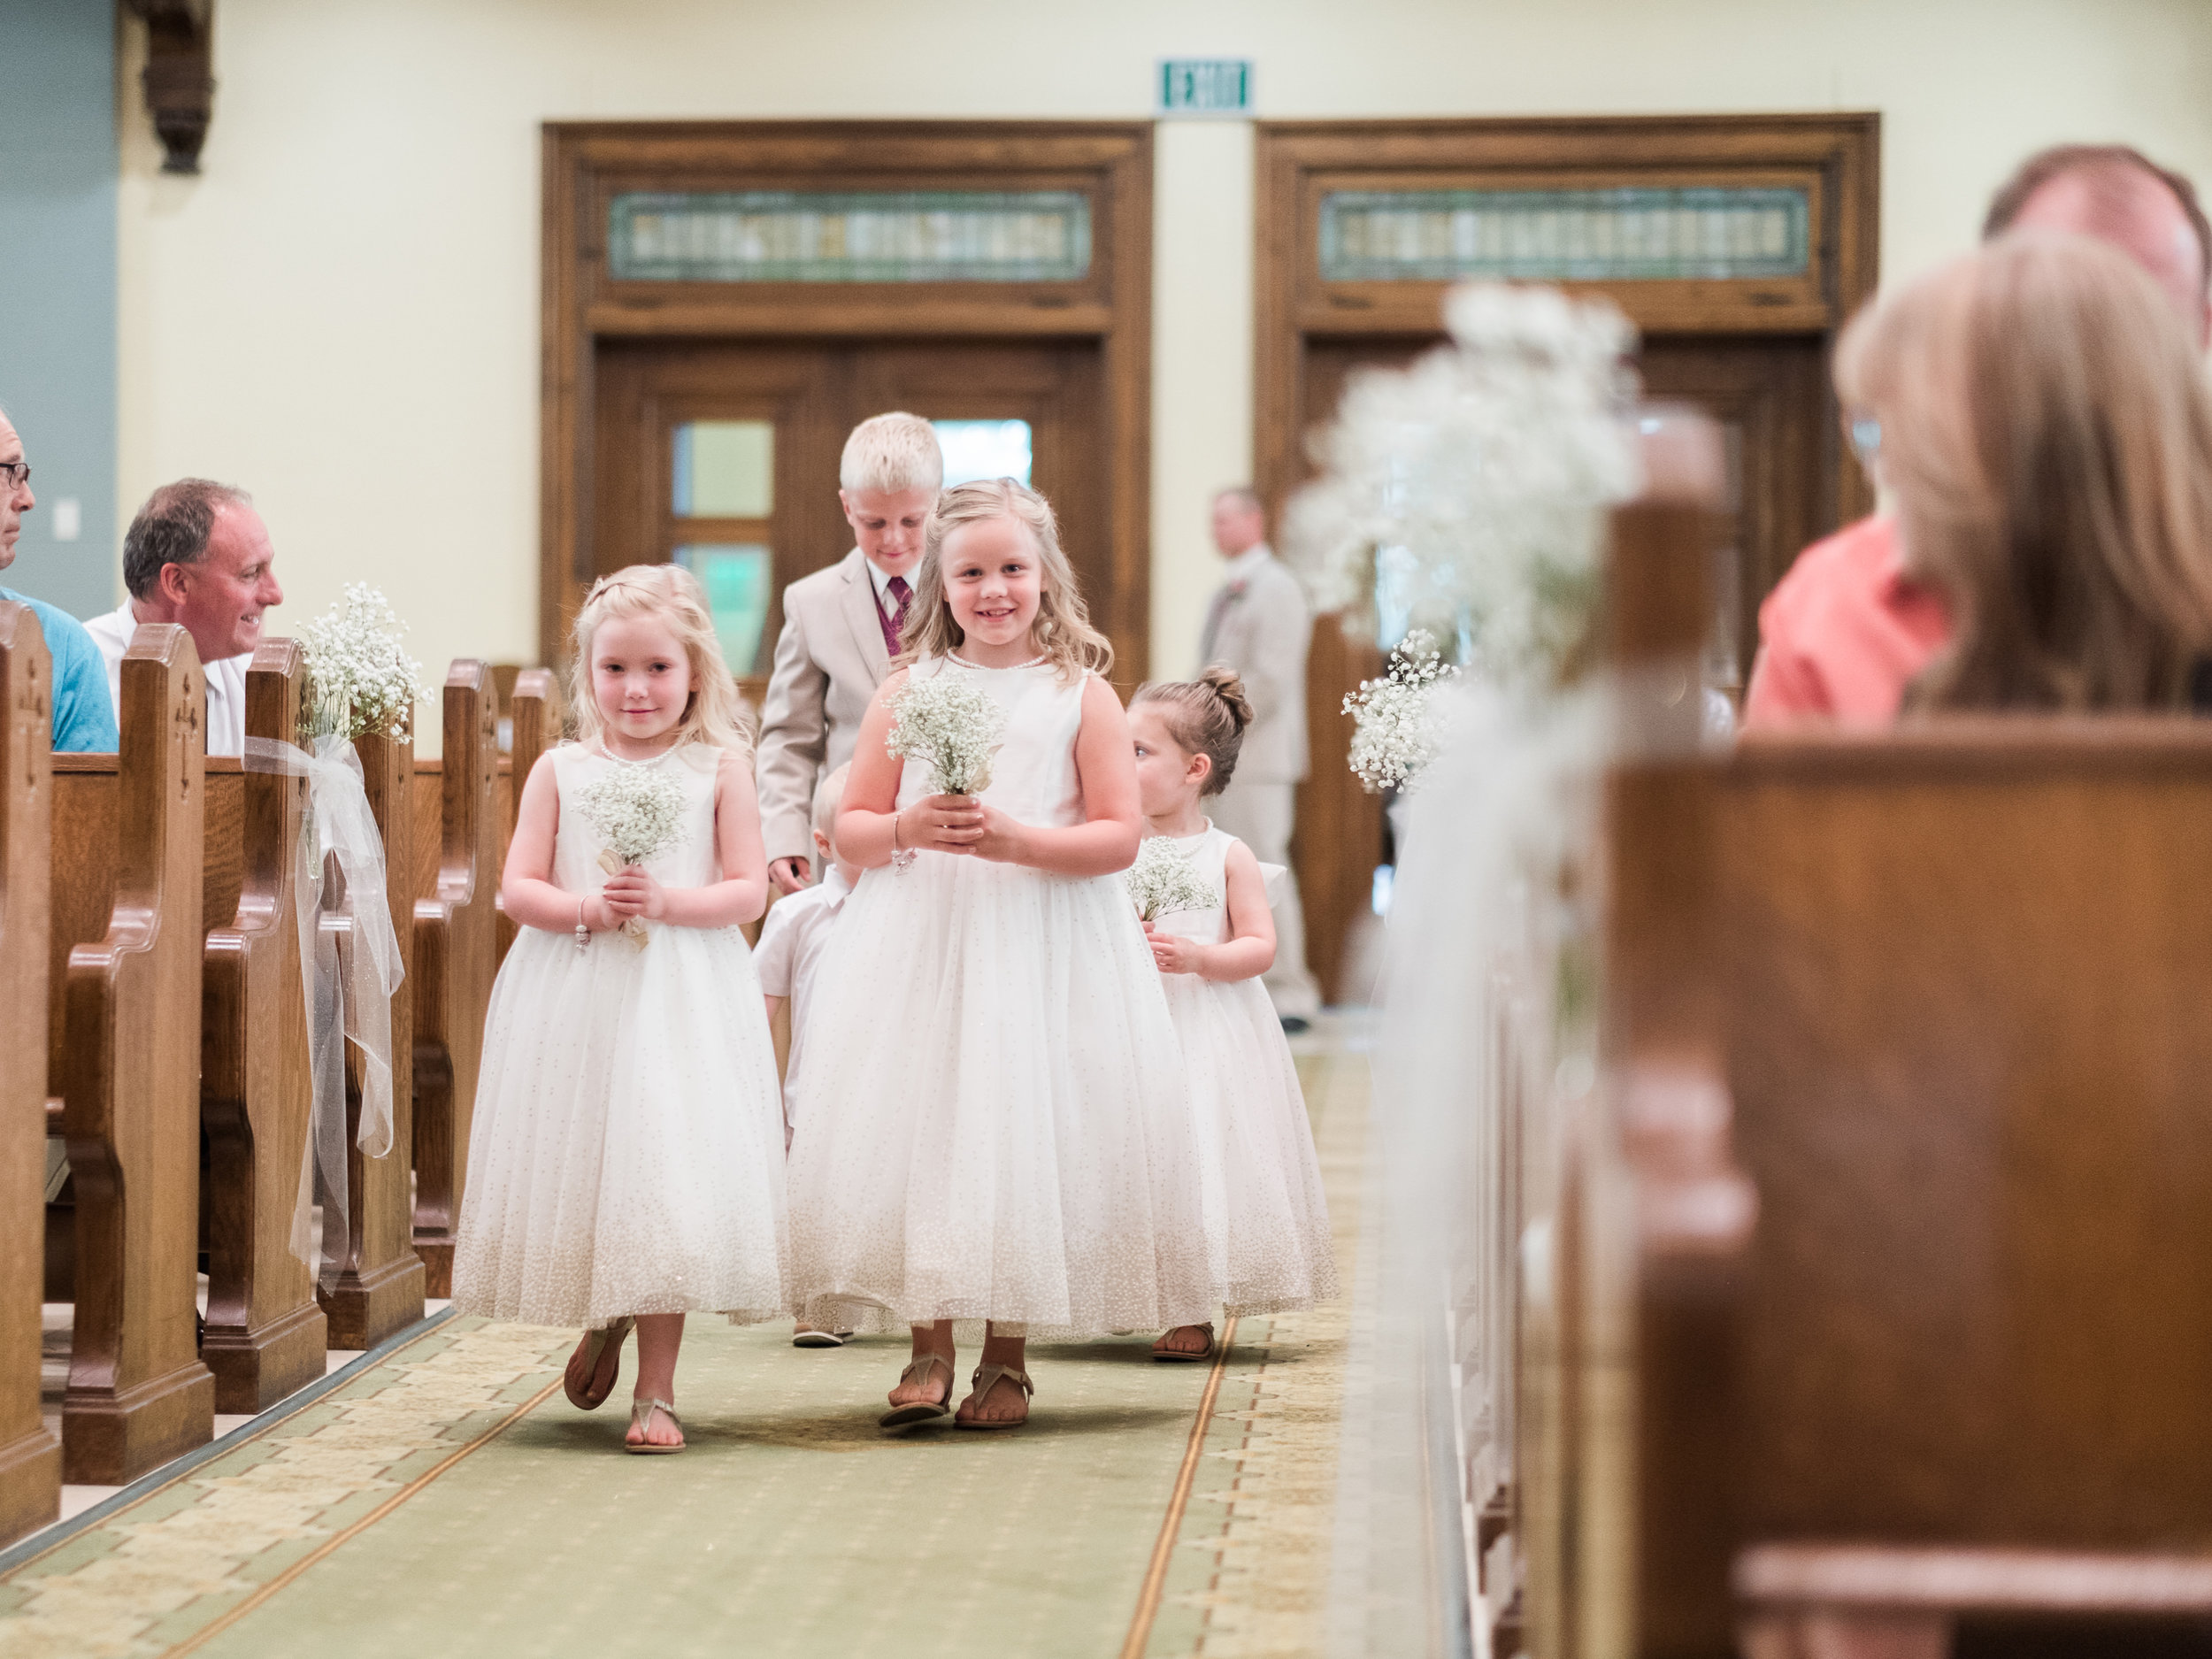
{"left": 1131, "top": 665, "right": 1253, "bottom": 797}
{"left": 1197, "top": 664, "right": 1254, "bottom": 733}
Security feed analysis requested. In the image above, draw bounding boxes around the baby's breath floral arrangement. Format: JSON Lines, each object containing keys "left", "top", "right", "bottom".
{"left": 886, "top": 669, "right": 1005, "bottom": 797}
{"left": 1344, "top": 628, "right": 1461, "bottom": 795}
{"left": 297, "top": 583, "right": 429, "bottom": 742}
{"left": 1125, "top": 834, "right": 1218, "bottom": 924}
{"left": 1284, "top": 284, "right": 1640, "bottom": 690}
{"left": 574, "top": 764, "right": 689, "bottom": 942}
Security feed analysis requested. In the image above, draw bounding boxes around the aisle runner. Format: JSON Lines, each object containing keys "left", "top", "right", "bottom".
{"left": 0, "top": 1033, "right": 1370, "bottom": 1659}
{"left": 0, "top": 1321, "right": 574, "bottom": 1658}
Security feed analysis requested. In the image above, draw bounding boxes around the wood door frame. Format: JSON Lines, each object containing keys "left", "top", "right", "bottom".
{"left": 1254, "top": 113, "right": 1881, "bottom": 526}
{"left": 1254, "top": 114, "right": 1879, "bottom": 1004}
{"left": 541, "top": 120, "right": 1154, "bottom": 677}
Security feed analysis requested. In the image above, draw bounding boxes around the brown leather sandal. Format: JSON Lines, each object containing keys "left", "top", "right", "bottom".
{"left": 563, "top": 1317, "right": 634, "bottom": 1410}
{"left": 954, "top": 1363, "right": 1034, "bottom": 1430}
{"left": 879, "top": 1352, "right": 956, "bottom": 1432}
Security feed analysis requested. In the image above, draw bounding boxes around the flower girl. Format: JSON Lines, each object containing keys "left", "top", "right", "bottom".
{"left": 786, "top": 479, "right": 1218, "bottom": 1431}
{"left": 452, "top": 565, "right": 787, "bottom": 1453}
{"left": 1128, "top": 671, "right": 1338, "bottom": 1360}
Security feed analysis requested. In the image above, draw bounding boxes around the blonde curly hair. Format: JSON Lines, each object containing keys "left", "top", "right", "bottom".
{"left": 896, "top": 478, "right": 1112, "bottom": 682}
{"left": 566, "top": 564, "right": 756, "bottom": 754}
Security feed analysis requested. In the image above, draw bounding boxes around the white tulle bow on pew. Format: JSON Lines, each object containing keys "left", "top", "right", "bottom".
{"left": 243, "top": 734, "right": 405, "bottom": 1288}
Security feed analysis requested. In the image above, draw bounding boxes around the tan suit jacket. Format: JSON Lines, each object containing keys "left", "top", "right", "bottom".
{"left": 756, "top": 548, "right": 896, "bottom": 864}
{"left": 1198, "top": 547, "right": 1310, "bottom": 784}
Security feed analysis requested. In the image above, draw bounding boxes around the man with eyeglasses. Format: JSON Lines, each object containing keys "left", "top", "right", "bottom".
{"left": 1744, "top": 143, "right": 2212, "bottom": 727}
{"left": 0, "top": 405, "right": 119, "bottom": 752}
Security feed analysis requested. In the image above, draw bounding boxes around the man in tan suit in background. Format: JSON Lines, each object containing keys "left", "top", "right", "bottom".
{"left": 1199, "top": 487, "right": 1323, "bottom": 1028}
{"left": 757, "top": 412, "right": 943, "bottom": 895}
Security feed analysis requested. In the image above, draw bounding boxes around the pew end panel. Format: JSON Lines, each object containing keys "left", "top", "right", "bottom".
{"left": 317, "top": 729, "right": 426, "bottom": 1348}
{"left": 0, "top": 603, "right": 59, "bottom": 1548}
{"left": 495, "top": 667, "right": 558, "bottom": 965}
{"left": 410, "top": 662, "right": 501, "bottom": 1296}
{"left": 199, "top": 640, "right": 326, "bottom": 1411}
{"left": 59, "top": 625, "right": 214, "bottom": 1486}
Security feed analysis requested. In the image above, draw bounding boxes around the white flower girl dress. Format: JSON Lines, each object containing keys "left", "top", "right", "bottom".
{"left": 1148, "top": 824, "right": 1338, "bottom": 1314}
{"left": 786, "top": 656, "right": 1222, "bottom": 1336}
{"left": 453, "top": 743, "right": 789, "bottom": 1330}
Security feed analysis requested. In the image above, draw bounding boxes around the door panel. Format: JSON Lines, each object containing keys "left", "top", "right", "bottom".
{"left": 1292, "top": 331, "right": 1838, "bottom": 1002}
{"left": 595, "top": 338, "right": 1110, "bottom": 701}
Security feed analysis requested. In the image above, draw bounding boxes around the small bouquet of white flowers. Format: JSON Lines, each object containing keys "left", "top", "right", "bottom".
{"left": 1125, "top": 834, "right": 1218, "bottom": 923}
{"left": 886, "top": 669, "right": 1005, "bottom": 796}
{"left": 574, "top": 764, "right": 689, "bottom": 942}
{"left": 1344, "top": 628, "right": 1461, "bottom": 795}
{"left": 297, "top": 583, "right": 429, "bottom": 743}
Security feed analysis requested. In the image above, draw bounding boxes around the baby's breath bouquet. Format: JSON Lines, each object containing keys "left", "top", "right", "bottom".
{"left": 1344, "top": 628, "right": 1461, "bottom": 795}
{"left": 574, "top": 764, "right": 689, "bottom": 942}
{"left": 297, "top": 583, "right": 429, "bottom": 742}
{"left": 886, "top": 669, "right": 1005, "bottom": 796}
{"left": 1125, "top": 834, "right": 1218, "bottom": 924}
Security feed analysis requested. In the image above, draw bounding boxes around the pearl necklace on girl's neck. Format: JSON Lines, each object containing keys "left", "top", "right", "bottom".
{"left": 949, "top": 650, "right": 1047, "bottom": 671}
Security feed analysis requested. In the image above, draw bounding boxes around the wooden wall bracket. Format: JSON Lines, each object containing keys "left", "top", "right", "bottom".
{"left": 121, "top": 0, "right": 215, "bottom": 175}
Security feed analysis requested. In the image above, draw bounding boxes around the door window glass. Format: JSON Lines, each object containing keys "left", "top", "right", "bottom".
{"left": 672, "top": 545, "right": 772, "bottom": 676}
{"left": 672, "top": 420, "right": 773, "bottom": 518}
{"left": 933, "top": 419, "right": 1033, "bottom": 488}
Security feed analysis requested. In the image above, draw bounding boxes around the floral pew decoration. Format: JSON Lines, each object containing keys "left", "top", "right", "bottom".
{"left": 244, "top": 583, "right": 426, "bottom": 1285}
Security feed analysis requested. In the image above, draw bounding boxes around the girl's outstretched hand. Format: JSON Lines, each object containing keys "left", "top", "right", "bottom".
{"left": 1143, "top": 920, "right": 1205, "bottom": 975}
{"left": 601, "top": 864, "right": 666, "bottom": 921}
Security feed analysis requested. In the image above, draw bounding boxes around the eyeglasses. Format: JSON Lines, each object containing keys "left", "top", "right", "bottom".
{"left": 0, "top": 462, "right": 28, "bottom": 492}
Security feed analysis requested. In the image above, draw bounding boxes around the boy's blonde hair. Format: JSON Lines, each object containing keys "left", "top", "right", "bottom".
{"left": 898, "top": 479, "right": 1113, "bottom": 683}
{"left": 810, "top": 762, "right": 849, "bottom": 843}
{"left": 566, "top": 564, "right": 757, "bottom": 755}
{"left": 840, "top": 411, "right": 943, "bottom": 495}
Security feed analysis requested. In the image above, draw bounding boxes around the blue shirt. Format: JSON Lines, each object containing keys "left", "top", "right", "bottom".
{"left": 0, "top": 588, "right": 119, "bottom": 753}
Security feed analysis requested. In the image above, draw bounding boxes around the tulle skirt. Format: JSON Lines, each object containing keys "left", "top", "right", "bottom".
{"left": 1162, "top": 972, "right": 1339, "bottom": 1316}
{"left": 451, "top": 920, "right": 791, "bottom": 1329}
{"left": 786, "top": 854, "right": 1223, "bottom": 1336}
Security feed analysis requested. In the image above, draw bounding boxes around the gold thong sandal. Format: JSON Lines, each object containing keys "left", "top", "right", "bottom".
{"left": 879, "top": 1352, "right": 956, "bottom": 1432}
{"left": 624, "top": 1396, "right": 685, "bottom": 1455}
{"left": 1151, "top": 1322, "right": 1215, "bottom": 1364}
{"left": 563, "top": 1317, "right": 634, "bottom": 1411}
{"left": 954, "top": 1363, "right": 1034, "bottom": 1431}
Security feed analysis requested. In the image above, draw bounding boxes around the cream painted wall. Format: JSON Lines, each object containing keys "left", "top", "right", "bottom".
{"left": 116, "top": 0, "right": 2212, "bottom": 740}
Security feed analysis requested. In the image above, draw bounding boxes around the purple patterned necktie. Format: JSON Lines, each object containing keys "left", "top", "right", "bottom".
{"left": 879, "top": 575, "right": 912, "bottom": 657}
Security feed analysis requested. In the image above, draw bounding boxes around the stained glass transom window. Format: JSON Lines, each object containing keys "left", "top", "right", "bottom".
{"left": 1317, "top": 187, "right": 1810, "bottom": 283}
{"left": 610, "top": 192, "right": 1093, "bottom": 283}
{"left": 673, "top": 545, "right": 773, "bottom": 677}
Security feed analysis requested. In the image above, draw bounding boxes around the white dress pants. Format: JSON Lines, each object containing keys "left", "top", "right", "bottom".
{"left": 1210, "top": 779, "right": 1324, "bottom": 1020}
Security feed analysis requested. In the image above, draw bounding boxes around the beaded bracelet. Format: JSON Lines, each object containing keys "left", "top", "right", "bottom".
{"left": 574, "top": 894, "right": 592, "bottom": 950}
{"left": 892, "top": 810, "right": 918, "bottom": 873}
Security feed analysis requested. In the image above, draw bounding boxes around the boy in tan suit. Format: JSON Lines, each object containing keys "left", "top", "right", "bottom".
{"left": 758, "top": 413, "right": 944, "bottom": 894}
{"left": 1199, "top": 487, "right": 1323, "bottom": 1027}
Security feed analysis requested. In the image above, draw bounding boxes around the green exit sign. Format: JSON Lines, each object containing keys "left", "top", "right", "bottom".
{"left": 1158, "top": 58, "right": 1252, "bottom": 117}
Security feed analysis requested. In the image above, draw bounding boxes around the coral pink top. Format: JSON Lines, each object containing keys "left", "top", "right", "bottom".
{"left": 1742, "top": 516, "right": 1952, "bottom": 728}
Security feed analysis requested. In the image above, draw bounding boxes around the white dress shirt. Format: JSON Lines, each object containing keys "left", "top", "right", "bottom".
{"left": 84, "top": 602, "right": 250, "bottom": 758}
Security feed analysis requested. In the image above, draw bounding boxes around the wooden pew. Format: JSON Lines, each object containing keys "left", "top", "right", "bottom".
{"left": 56, "top": 625, "right": 214, "bottom": 1485}
{"left": 0, "top": 604, "right": 58, "bottom": 1547}
{"left": 410, "top": 661, "right": 500, "bottom": 1295}
{"left": 495, "top": 668, "right": 557, "bottom": 965}
{"left": 1548, "top": 468, "right": 2212, "bottom": 1653}
{"left": 316, "top": 726, "right": 426, "bottom": 1349}
{"left": 197, "top": 640, "right": 325, "bottom": 1411}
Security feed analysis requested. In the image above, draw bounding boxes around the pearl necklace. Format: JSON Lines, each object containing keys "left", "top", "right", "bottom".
{"left": 949, "top": 651, "right": 1047, "bottom": 671}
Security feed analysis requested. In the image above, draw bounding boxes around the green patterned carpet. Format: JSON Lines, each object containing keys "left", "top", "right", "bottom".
{"left": 0, "top": 1042, "right": 1368, "bottom": 1659}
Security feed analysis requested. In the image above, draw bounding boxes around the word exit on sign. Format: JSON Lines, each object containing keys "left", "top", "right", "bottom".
{"left": 1157, "top": 58, "right": 1252, "bottom": 117}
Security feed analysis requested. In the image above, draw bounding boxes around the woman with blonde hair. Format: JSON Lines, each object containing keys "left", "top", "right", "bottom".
{"left": 1838, "top": 233, "right": 2212, "bottom": 710}
{"left": 786, "top": 479, "right": 1220, "bottom": 1432}
{"left": 453, "top": 564, "right": 787, "bottom": 1453}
